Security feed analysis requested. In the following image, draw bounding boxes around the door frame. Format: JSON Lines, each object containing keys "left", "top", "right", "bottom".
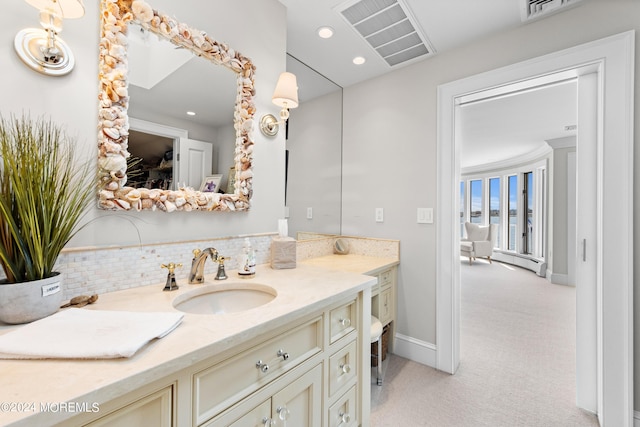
{"left": 436, "top": 31, "right": 634, "bottom": 425}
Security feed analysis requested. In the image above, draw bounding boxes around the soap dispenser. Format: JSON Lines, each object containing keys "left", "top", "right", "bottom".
{"left": 238, "top": 238, "right": 256, "bottom": 278}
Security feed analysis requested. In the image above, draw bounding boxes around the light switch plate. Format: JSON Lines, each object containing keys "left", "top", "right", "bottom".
{"left": 307, "top": 207, "right": 313, "bottom": 219}
{"left": 417, "top": 207, "right": 433, "bottom": 224}
{"left": 375, "top": 208, "right": 384, "bottom": 222}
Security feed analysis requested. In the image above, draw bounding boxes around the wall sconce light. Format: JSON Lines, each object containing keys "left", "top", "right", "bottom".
{"left": 14, "top": 0, "right": 85, "bottom": 76}
{"left": 260, "top": 72, "right": 299, "bottom": 137}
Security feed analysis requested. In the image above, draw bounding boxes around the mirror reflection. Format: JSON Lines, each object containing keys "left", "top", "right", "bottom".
{"left": 97, "top": 0, "right": 255, "bottom": 212}
{"left": 126, "top": 22, "right": 237, "bottom": 191}
{"left": 285, "top": 55, "right": 343, "bottom": 238}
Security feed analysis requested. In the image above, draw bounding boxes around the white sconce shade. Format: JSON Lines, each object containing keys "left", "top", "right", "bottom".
{"left": 272, "top": 72, "right": 299, "bottom": 109}
{"left": 261, "top": 72, "right": 300, "bottom": 136}
{"left": 25, "top": 0, "right": 85, "bottom": 19}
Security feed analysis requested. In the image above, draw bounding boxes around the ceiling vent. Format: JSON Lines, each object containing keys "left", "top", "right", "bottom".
{"left": 520, "top": 0, "right": 583, "bottom": 22}
{"left": 336, "top": 0, "right": 435, "bottom": 67}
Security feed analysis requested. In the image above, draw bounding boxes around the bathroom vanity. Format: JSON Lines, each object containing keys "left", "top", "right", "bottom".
{"left": 0, "top": 260, "right": 396, "bottom": 427}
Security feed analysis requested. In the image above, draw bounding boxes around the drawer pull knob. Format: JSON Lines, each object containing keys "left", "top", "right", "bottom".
{"left": 277, "top": 349, "right": 290, "bottom": 360}
{"left": 339, "top": 363, "right": 351, "bottom": 374}
{"left": 339, "top": 318, "right": 351, "bottom": 327}
{"left": 256, "top": 360, "right": 269, "bottom": 373}
{"left": 262, "top": 417, "right": 276, "bottom": 427}
{"left": 277, "top": 406, "right": 291, "bottom": 421}
{"left": 339, "top": 411, "right": 351, "bottom": 424}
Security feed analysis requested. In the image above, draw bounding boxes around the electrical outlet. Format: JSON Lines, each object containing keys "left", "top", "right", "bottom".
{"left": 417, "top": 207, "right": 433, "bottom": 224}
{"left": 375, "top": 208, "right": 384, "bottom": 222}
{"left": 306, "top": 207, "right": 313, "bottom": 219}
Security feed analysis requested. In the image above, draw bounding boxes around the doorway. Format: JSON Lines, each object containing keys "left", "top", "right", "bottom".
{"left": 436, "top": 32, "right": 634, "bottom": 425}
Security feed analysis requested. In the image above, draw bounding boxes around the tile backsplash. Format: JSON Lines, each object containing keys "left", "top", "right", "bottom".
{"left": 55, "top": 233, "right": 276, "bottom": 300}
{"left": 12, "top": 232, "right": 398, "bottom": 302}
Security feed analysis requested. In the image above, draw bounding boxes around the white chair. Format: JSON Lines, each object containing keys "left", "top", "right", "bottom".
{"left": 371, "top": 316, "right": 383, "bottom": 386}
{"left": 460, "top": 222, "right": 498, "bottom": 265}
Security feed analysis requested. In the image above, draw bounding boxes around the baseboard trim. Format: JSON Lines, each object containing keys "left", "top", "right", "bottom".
{"left": 493, "top": 252, "right": 547, "bottom": 276}
{"left": 393, "top": 333, "right": 437, "bottom": 368}
{"left": 545, "top": 270, "right": 571, "bottom": 286}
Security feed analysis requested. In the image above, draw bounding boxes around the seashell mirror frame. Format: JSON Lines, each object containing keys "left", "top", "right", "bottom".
{"left": 97, "top": 0, "right": 256, "bottom": 212}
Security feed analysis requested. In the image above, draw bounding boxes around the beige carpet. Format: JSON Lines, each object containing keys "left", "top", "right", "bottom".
{"left": 370, "top": 259, "right": 599, "bottom": 426}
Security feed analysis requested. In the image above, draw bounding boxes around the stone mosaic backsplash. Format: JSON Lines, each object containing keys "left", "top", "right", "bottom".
{"left": 296, "top": 234, "right": 400, "bottom": 261}
{"left": 54, "top": 233, "right": 276, "bottom": 300}
{"left": 11, "top": 232, "right": 399, "bottom": 302}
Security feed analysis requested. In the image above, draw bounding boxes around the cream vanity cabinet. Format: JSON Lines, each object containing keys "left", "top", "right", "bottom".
{"left": 209, "top": 298, "right": 360, "bottom": 427}
{"left": 370, "top": 266, "right": 397, "bottom": 351}
{"left": 62, "top": 291, "right": 370, "bottom": 427}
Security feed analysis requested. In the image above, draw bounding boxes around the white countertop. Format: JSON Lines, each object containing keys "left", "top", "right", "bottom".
{"left": 0, "top": 259, "right": 393, "bottom": 426}
{"left": 299, "top": 254, "right": 399, "bottom": 276}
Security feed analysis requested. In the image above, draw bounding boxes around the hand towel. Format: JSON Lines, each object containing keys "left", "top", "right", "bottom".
{"left": 0, "top": 308, "right": 184, "bottom": 359}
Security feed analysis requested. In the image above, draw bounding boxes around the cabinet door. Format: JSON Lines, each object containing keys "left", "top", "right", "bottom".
{"left": 379, "top": 287, "right": 393, "bottom": 325}
{"left": 84, "top": 386, "right": 173, "bottom": 427}
{"left": 271, "top": 364, "right": 322, "bottom": 427}
{"left": 228, "top": 399, "right": 273, "bottom": 427}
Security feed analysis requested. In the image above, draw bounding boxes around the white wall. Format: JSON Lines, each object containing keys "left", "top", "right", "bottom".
{"left": 341, "top": 0, "right": 640, "bottom": 409}
{"left": 549, "top": 146, "right": 576, "bottom": 280}
{"left": 0, "top": 0, "right": 287, "bottom": 248}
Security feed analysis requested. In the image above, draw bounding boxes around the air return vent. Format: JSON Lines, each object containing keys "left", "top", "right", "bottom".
{"left": 336, "top": 0, "right": 435, "bottom": 67}
{"left": 520, "top": 0, "right": 583, "bottom": 22}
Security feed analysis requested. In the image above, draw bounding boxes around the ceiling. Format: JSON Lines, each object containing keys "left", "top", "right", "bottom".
{"left": 126, "top": 0, "right": 581, "bottom": 170}
{"left": 280, "top": 0, "right": 581, "bottom": 168}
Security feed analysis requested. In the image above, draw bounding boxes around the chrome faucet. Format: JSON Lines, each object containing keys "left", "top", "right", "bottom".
{"left": 189, "top": 248, "right": 218, "bottom": 284}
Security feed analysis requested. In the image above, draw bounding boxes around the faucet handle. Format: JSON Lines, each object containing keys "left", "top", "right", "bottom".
{"left": 161, "top": 263, "right": 182, "bottom": 291}
{"left": 161, "top": 262, "right": 183, "bottom": 274}
{"left": 192, "top": 249, "right": 202, "bottom": 259}
{"left": 215, "top": 256, "right": 229, "bottom": 280}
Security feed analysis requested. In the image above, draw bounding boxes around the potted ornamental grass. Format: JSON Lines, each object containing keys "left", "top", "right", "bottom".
{"left": 0, "top": 115, "right": 96, "bottom": 324}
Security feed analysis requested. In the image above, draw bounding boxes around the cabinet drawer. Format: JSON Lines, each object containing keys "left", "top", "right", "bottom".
{"left": 329, "top": 340, "right": 357, "bottom": 397}
{"left": 329, "top": 300, "right": 356, "bottom": 343}
{"left": 194, "top": 318, "right": 322, "bottom": 425}
{"left": 328, "top": 386, "right": 357, "bottom": 427}
{"left": 379, "top": 268, "right": 394, "bottom": 287}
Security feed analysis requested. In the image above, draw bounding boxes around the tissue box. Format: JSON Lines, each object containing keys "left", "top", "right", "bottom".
{"left": 271, "top": 237, "right": 297, "bottom": 269}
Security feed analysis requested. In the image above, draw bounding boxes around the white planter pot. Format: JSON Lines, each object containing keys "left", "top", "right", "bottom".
{"left": 0, "top": 273, "right": 63, "bottom": 324}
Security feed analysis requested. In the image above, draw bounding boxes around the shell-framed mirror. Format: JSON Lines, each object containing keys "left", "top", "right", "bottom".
{"left": 97, "top": 0, "right": 256, "bottom": 212}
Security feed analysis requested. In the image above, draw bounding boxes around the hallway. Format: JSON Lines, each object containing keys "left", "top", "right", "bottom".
{"left": 370, "top": 260, "right": 598, "bottom": 426}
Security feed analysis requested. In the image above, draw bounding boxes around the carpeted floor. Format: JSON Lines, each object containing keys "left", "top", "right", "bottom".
{"left": 370, "top": 259, "right": 599, "bottom": 426}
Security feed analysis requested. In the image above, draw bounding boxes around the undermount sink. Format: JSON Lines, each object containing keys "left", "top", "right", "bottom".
{"left": 172, "top": 282, "right": 276, "bottom": 315}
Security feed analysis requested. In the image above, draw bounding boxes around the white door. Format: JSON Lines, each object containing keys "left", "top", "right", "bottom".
{"left": 574, "top": 72, "right": 598, "bottom": 416}
{"left": 176, "top": 138, "right": 213, "bottom": 189}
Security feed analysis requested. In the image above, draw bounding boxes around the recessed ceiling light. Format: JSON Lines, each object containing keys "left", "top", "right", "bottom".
{"left": 353, "top": 56, "right": 366, "bottom": 65}
{"left": 317, "top": 26, "right": 334, "bottom": 39}
{"left": 187, "top": 111, "right": 196, "bottom": 116}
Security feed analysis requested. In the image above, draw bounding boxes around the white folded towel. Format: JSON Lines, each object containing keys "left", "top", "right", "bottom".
{"left": 0, "top": 308, "right": 184, "bottom": 359}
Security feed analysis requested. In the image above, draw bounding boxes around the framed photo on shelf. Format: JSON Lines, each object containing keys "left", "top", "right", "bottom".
{"left": 226, "top": 166, "right": 236, "bottom": 194}
{"left": 200, "top": 174, "right": 223, "bottom": 193}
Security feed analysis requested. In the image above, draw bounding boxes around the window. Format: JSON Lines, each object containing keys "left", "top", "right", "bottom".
{"left": 469, "top": 179, "right": 483, "bottom": 224}
{"left": 508, "top": 175, "right": 518, "bottom": 251}
{"left": 523, "top": 171, "right": 534, "bottom": 254}
{"left": 489, "top": 177, "right": 501, "bottom": 248}
{"left": 461, "top": 160, "right": 546, "bottom": 260}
